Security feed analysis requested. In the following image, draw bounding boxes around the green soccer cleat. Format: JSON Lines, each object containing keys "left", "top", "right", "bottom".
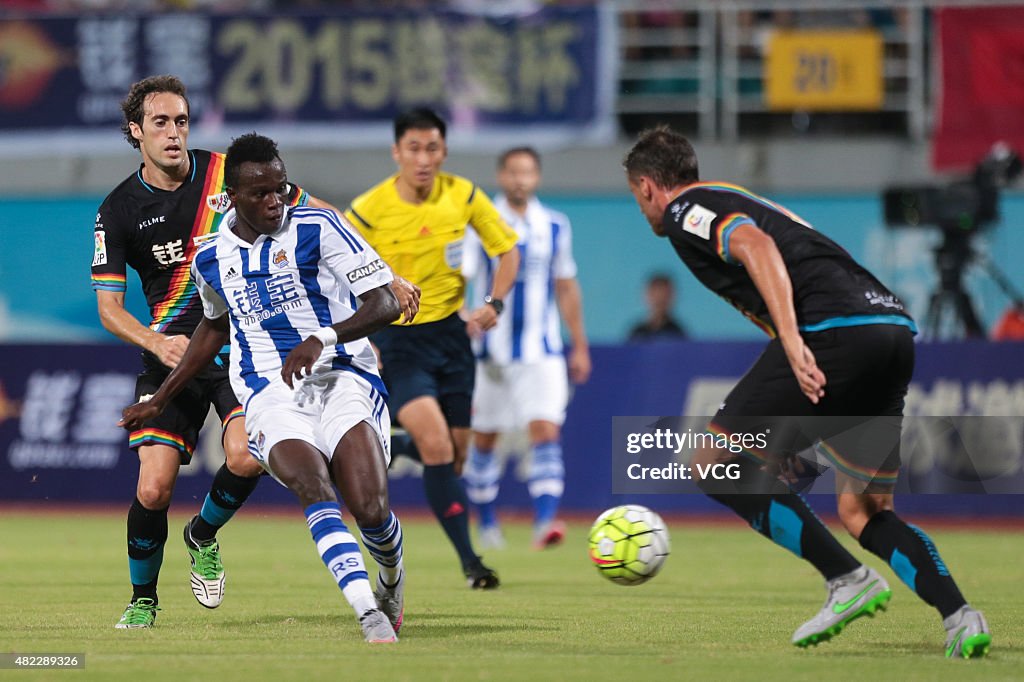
{"left": 792, "top": 566, "right": 891, "bottom": 648}
{"left": 114, "top": 598, "right": 160, "bottom": 629}
{"left": 184, "top": 517, "right": 225, "bottom": 608}
{"left": 944, "top": 605, "right": 992, "bottom": 659}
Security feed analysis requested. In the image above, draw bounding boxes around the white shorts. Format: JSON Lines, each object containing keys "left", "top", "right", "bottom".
{"left": 471, "top": 355, "right": 569, "bottom": 433}
{"left": 244, "top": 370, "right": 391, "bottom": 485}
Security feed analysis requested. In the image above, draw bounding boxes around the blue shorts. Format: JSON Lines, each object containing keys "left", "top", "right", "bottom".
{"left": 371, "top": 313, "right": 474, "bottom": 428}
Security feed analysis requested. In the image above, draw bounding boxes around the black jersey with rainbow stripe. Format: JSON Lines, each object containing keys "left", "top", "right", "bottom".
{"left": 662, "top": 182, "right": 915, "bottom": 337}
{"left": 91, "top": 149, "right": 308, "bottom": 336}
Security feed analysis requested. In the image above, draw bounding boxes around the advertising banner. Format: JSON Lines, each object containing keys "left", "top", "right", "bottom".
{"left": 3, "top": 342, "right": 1024, "bottom": 517}
{"left": 0, "top": 6, "right": 614, "bottom": 149}
{"left": 764, "top": 29, "right": 883, "bottom": 111}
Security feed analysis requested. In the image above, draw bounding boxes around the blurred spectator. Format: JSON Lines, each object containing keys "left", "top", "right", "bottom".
{"left": 627, "top": 273, "right": 687, "bottom": 342}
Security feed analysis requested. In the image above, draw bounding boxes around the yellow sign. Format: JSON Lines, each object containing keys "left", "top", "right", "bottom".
{"left": 765, "top": 30, "right": 883, "bottom": 111}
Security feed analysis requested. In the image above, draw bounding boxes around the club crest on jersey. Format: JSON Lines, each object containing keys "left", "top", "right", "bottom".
{"left": 683, "top": 204, "right": 717, "bottom": 240}
{"left": 273, "top": 249, "right": 289, "bottom": 268}
{"left": 206, "top": 192, "right": 232, "bottom": 214}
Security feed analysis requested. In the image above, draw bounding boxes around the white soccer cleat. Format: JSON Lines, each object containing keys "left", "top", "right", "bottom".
{"left": 360, "top": 608, "right": 398, "bottom": 643}
{"left": 373, "top": 571, "right": 405, "bottom": 634}
{"left": 477, "top": 525, "right": 507, "bottom": 551}
{"left": 943, "top": 605, "right": 992, "bottom": 659}
{"left": 792, "top": 566, "right": 891, "bottom": 647}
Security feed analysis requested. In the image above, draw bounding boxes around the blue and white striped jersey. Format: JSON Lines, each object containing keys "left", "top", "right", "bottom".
{"left": 192, "top": 206, "right": 393, "bottom": 409}
{"left": 463, "top": 195, "right": 577, "bottom": 365}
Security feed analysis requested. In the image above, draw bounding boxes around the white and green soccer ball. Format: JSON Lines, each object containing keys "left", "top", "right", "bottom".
{"left": 587, "top": 505, "right": 670, "bottom": 586}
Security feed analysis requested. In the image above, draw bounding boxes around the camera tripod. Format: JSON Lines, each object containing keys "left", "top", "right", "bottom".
{"left": 923, "top": 229, "right": 1024, "bottom": 340}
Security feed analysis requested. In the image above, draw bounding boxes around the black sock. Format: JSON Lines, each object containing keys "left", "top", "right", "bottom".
{"left": 698, "top": 461, "right": 861, "bottom": 580}
{"left": 127, "top": 497, "right": 168, "bottom": 602}
{"left": 191, "top": 464, "right": 261, "bottom": 543}
{"left": 391, "top": 431, "right": 422, "bottom": 463}
{"left": 422, "top": 462, "right": 478, "bottom": 568}
{"left": 858, "top": 510, "right": 966, "bottom": 618}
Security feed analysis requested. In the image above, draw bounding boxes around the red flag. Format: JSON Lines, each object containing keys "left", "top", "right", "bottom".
{"left": 933, "top": 7, "right": 1024, "bottom": 170}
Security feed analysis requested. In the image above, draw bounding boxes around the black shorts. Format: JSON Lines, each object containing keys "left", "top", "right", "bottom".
{"left": 711, "top": 324, "right": 914, "bottom": 488}
{"left": 130, "top": 351, "right": 242, "bottom": 464}
{"left": 372, "top": 313, "right": 474, "bottom": 428}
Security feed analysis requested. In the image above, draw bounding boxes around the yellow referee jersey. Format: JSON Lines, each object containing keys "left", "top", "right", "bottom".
{"left": 345, "top": 172, "right": 517, "bottom": 325}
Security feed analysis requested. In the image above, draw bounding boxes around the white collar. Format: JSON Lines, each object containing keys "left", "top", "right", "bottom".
{"left": 220, "top": 207, "right": 290, "bottom": 247}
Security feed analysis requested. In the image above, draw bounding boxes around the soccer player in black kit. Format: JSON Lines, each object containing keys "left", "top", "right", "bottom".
{"left": 93, "top": 75, "right": 344, "bottom": 628}
{"left": 624, "top": 127, "right": 991, "bottom": 659}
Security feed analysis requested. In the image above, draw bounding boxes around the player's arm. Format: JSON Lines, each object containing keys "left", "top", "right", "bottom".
{"left": 309, "top": 195, "right": 419, "bottom": 322}
{"left": 96, "top": 290, "right": 189, "bottom": 368}
{"left": 465, "top": 188, "right": 521, "bottom": 331}
{"left": 470, "top": 245, "right": 519, "bottom": 332}
{"left": 282, "top": 285, "right": 400, "bottom": 388}
{"left": 92, "top": 206, "right": 188, "bottom": 368}
{"left": 727, "top": 224, "right": 825, "bottom": 403}
{"left": 555, "top": 277, "right": 591, "bottom": 384}
{"left": 119, "top": 314, "right": 230, "bottom": 429}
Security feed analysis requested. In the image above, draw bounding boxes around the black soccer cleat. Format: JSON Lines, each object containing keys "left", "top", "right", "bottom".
{"left": 464, "top": 559, "right": 500, "bottom": 589}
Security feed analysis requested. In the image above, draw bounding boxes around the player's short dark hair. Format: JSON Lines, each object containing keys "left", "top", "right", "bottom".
{"left": 623, "top": 125, "right": 699, "bottom": 188}
{"left": 225, "top": 133, "right": 282, "bottom": 188}
{"left": 647, "top": 272, "right": 675, "bottom": 289}
{"left": 394, "top": 107, "right": 447, "bottom": 142}
{"left": 498, "top": 146, "right": 542, "bottom": 170}
{"left": 120, "top": 75, "right": 189, "bottom": 150}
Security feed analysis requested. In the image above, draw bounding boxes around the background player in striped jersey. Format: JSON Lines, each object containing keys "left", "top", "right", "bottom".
{"left": 345, "top": 108, "right": 520, "bottom": 588}
{"left": 624, "top": 126, "right": 990, "bottom": 658}
{"left": 121, "top": 133, "right": 409, "bottom": 643}
{"left": 462, "top": 147, "right": 591, "bottom": 550}
{"left": 93, "top": 76, "right": 416, "bottom": 629}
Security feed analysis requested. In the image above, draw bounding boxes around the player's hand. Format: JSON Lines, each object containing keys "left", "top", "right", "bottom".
{"left": 389, "top": 275, "right": 421, "bottom": 323}
{"left": 153, "top": 334, "right": 189, "bottom": 369}
{"left": 782, "top": 337, "right": 826, "bottom": 404}
{"left": 118, "top": 398, "right": 164, "bottom": 431}
{"left": 468, "top": 304, "right": 500, "bottom": 332}
{"left": 569, "top": 346, "right": 592, "bottom": 384}
{"left": 282, "top": 337, "right": 323, "bottom": 389}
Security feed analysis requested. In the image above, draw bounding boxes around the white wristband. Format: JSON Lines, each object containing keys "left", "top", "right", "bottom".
{"left": 311, "top": 327, "right": 338, "bottom": 347}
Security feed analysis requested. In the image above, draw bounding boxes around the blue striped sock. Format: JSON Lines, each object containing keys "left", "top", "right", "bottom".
{"left": 304, "top": 501, "right": 376, "bottom": 616}
{"left": 360, "top": 511, "right": 404, "bottom": 586}
{"left": 528, "top": 441, "right": 564, "bottom": 526}
{"left": 465, "top": 447, "right": 500, "bottom": 529}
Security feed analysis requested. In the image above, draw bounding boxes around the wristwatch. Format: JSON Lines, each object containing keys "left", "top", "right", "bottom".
{"left": 483, "top": 295, "right": 504, "bottom": 315}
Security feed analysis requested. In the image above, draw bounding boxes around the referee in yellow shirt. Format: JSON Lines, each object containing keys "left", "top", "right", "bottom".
{"left": 346, "top": 108, "right": 520, "bottom": 589}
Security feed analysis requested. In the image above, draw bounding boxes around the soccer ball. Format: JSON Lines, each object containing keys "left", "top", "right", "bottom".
{"left": 587, "top": 505, "right": 670, "bottom": 586}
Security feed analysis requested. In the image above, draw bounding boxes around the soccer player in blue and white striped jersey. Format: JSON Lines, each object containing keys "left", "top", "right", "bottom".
{"left": 463, "top": 147, "right": 591, "bottom": 550}
{"left": 120, "top": 134, "right": 412, "bottom": 643}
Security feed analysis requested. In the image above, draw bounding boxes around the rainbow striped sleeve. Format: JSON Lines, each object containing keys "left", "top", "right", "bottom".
{"left": 91, "top": 273, "right": 127, "bottom": 292}
{"left": 150, "top": 152, "right": 225, "bottom": 332}
{"left": 288, "top": 184, "right": 309, "bottom": 207}
{"left": 716, "top": 213, "right": 758, "bottom": 264}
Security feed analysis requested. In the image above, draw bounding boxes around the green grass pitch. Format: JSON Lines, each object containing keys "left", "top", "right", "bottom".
{"left": 0, "top": 510, "right": 1020, "bottom": 681}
